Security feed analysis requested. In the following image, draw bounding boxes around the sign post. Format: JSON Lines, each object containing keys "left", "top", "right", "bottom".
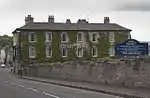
{"left": 115, "top": 39, "right": 149, "bottom": 58}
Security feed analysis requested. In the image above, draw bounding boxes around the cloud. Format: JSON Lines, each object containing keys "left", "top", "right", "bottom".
{"left": 114, "top": 0, "right": 150, "bottom": 11}
{"left": 0, "top": 0, "right": 118, "bottom": 13}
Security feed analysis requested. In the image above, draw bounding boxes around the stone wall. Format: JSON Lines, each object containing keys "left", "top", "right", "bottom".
{"left": 26, "top": 58, "right": 150, "bottom": 88}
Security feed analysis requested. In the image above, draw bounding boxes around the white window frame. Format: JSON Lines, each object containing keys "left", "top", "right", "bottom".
{"left": 46, "top": 45, "right": 52, "bottom": 57}
{"left": 92, "top": 47, "right": 98, "bottom": 57}
{"left": 77, "top": 32, "right": 84, "bottom": 42}
{"left": 109, "top": 32, "right": 115, "bottom": 42}
{"left": 29, "top": 46, "right": 36, "bottom": 58}
{"left": 61, "top": 32, "right": 68, "bottom": 42}
{"left": 76, "top": 46, "right": 83, "bottom": 57}
{"left": 109, "top": 45, "right": 115, "bottom": 57}
{"left": 29, "top": 32, "right": 36, "bottom": 42}
{"left": 91, "top": 32, "right": 98, "bottom": 42}
{"left": 45, "top": 32, "right": 52, "bottom": 42}
{"left": 62, "top": 48, "right": 67, "bottom": 57}
{"left": 128, "top": 32, "right": 131, "bottom": 39}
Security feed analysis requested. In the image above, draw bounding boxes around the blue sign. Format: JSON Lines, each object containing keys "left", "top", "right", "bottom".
{"left": 115, "top": 39, "right": 149, "bottom": 57}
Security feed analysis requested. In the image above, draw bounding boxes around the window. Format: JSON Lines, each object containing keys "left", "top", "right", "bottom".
{"left": 62, "top": 48, "right": 67, "bottom": 57}
{"left": 29, "top": 46, "right": 36, "bottom": 58}
{"left": 109, "top": 32, "right": 115, "bottom": 42}
{"left": 109, "top": 46, "right": 115, "bottom": 56}
{"left": 46, "top": 45, "right": 52, "bottom": 57}
{"left": 91, "top": 32, "right": 98, "bottom": 42}
{"left": 46, "top": 32, "right": 52, "bottom": 42}
{"left": 77, "top": 32, "right": 83, "bottom": 42}
{"left": 128, "top": 32, "right": 131, "bottom": 39}
{"left": 92, "top": 47, "right": 97, "bottom": 57}
{"left": 61, "top": 32, "right": 68, "bottom": 42}
{"left": 29, "top": 32, "right": 36, "bottom": 42}
{"left": 76, "top": 47, "right": 83, "bottom": 57}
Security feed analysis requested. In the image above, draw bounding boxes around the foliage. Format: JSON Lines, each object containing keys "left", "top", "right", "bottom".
{"left": 0, "top": 35, "right": 12, "bottom": 49}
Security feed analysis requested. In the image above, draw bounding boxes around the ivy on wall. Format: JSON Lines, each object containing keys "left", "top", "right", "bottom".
{"left": 21, "top": 30, "right": 129, "bottom": 64}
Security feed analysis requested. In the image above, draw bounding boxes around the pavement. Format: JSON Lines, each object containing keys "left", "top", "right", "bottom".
{"left": 0, "top": 67, "right": 125, "bottom": 98}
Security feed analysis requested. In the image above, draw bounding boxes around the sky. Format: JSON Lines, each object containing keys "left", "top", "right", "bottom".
{"left": 0, "top": 0, "right": 150, "bottom": 41}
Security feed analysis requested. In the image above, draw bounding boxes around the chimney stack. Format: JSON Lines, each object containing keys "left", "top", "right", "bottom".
{"left": 104, "top": 17, "right": 110, "bottom": 24}
{"left": 66, "top": 19, "right": 71, "bottom": 24}
{"left": 25, "top": 15, "right": 34, "bottom": 25}
{"left": 48, "top": 15, "right": 54, "bottom": 23}
{"left": 77, "top": 19, "right": 88, "bottom": 24}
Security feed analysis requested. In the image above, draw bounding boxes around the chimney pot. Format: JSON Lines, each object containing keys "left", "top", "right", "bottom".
{"left": 48, "top": 15, "right": 54, "bottom": 23}
{"left": 104, "top": 17, "right": 110, "bottom": 24}
{"left": 66, "top": 19, "right": 71, "bottom": 23}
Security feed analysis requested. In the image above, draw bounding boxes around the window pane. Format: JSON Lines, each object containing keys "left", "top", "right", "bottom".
{"left": 46, "top": 32, "right": 52, "bottom": 42}
{"left": 29, "top": 46, "right": 36, "bottom": 58}
{"left": 78, "top": 33, "right": 82, "bottom": 41}
{"left": 62, "top": 48, "right": 67, "bottom": 56}
{"left": 46, "top": 46, "right": 51, "bottom": 57}
{"left": 62, "top": 34, "right": 66, "bottom": 41}
{"left": 92, "top": 48, "right": 96, "bottom": 56}
{"left": 77, "top": 48, "right": 82, "bottom": 57}
{"left": 30, "top": 33, "right": 35, "bottom": 41}
{"left": 92, "top": 48, "right": 97, "bottom": 57}
{"left": 48, "top": 33, "right": 51, "bottom": 41}
{"left": 92, "top": 34, "right": 96, "bottom": 41}
{"left": 109, "top": 32, "right": 114, "bottom": 42}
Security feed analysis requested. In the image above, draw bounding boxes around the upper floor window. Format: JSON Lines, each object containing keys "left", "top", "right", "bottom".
{"left": 29, "top": 46, "right": 36, "bottom": 58}
{"left": 29, "top": 32, "right": 36, "bottom": 42}
{"left": 46, "top": 45, "right": 52, "bottom": 57}
{"left": 109, "top": 32, "right": 115, "bottom": 42}
{"left": 91, "top": 32, "right": 98, "bottom": 42}
{"left": 61, "top": 32, "right": 68, "bottom": 42}
{"left": 45, "top": 32, "right": 52, "bottom": 42}
{"left": 77, "top": 32, "right": 84, "bottom": 42}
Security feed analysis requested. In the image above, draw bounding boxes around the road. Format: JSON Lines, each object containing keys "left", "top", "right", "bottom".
{"left": 0, "top": 68, "right": 122, "bottom": 98}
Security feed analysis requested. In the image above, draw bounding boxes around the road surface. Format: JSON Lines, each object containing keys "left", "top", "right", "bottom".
{"left": 0, "top": 68, "right": 122, "bottom": 98}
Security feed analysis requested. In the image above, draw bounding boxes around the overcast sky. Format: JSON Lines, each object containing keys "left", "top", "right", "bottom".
{"left": 0, "top": 0, "right": 150, "bottom": 41}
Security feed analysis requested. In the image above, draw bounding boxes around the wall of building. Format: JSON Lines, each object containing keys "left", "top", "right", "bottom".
{"left": 26, "top": 58, "right": 150, "bottom": 89}
{"left": 20, "top": 30, "right": 129, "bottom": 64}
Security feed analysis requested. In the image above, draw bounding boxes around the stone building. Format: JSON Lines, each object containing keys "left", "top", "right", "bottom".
{"left": 12, "top": 15, "right": 131, "bottom": 70}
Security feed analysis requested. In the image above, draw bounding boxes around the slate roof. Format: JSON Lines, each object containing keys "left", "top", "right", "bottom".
{"left": 17, "top": 22, "right": 132, "bottom": 31}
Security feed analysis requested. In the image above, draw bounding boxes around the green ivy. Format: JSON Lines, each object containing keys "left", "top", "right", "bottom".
{"left": 20, "top": 30, "right": 129, "bottom": 64}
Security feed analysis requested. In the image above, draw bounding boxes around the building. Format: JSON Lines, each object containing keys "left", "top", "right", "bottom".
{"left": 140, "top": 41, "right": 150, "bottom": 56}
{"left": 12, "top": 15, "right": 131, "bottom": 70}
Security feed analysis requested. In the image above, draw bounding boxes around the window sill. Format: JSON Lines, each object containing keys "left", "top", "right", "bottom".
{"left": 29, "top": 41, "right": 36, "bottom": 43}
{"left": 29, "top": 56, "right": 36, "bottom": 58}
{"left": 62, "top": 56, "right": 67, "bottom": 57}
{"left": 46, "top": 56, "right": 52, "bottom": 58}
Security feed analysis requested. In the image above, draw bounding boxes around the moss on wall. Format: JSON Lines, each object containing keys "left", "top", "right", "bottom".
{"left": 21, "top": 32, "right": 29, "bottom": 60}
{"left": 36, "top": 31, "right": 45, "bottom": 59}
{"left": 115, "top": 32, "right": 128, "bottom": 44}
{"left": 51, "top": 32, "right": 61, "bottom": 62}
